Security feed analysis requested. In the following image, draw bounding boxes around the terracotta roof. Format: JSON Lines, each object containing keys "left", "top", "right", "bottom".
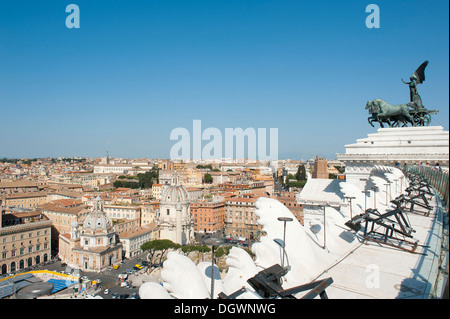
{"left": 40, "top": 202, "right": 88, "bottom": 214}
{"left": 0, "top": 181, "right": 37, "bottom": 188}
{"left": 118, "top": 223, "right": 157, "bottom": 239}
{"left": 2, "top": 191, "right": 47, "bottom": 199}
{"left": 60, "top": 233, "right": 71, "bottom": 240}
{"left": 50, "top": 199, "right": 82, "bottom": 207}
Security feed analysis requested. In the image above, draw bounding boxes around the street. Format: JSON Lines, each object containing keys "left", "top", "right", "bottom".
{"left": 14, "top": 252, "right": 153, "bottom": 299}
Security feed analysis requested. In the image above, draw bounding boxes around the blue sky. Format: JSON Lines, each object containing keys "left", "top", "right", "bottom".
{"left": 0, "top": 0, "right": 448, "bottom": 160}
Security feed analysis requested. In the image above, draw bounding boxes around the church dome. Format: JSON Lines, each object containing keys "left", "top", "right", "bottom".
{"left": 84, "top": 212, "right": 113, "bottom": 231}
{"left": 161, "top": 185, "right": 189, "bottom": 203}
{"left": 83, "top": 196, "right": 113, "bottom": 231}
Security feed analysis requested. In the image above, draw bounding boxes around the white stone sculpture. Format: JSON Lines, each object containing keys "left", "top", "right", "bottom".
{"left": 139, "top": 167, "right": 408, "bottom": 299}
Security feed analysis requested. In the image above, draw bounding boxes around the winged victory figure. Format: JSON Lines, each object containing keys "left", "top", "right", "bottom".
{"left": 402, "top": 60, "right": 429, "bottom": 110}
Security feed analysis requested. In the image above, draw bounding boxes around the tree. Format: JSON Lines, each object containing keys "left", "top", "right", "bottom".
{"left": 214, "top": 247, "right": 228, "bottom": 258}
{"left": 296, "top": 165, "right": 307, "bottom": 181}
{"left": 137, "top": 168, "right": 159, "bottom": 189}
{"left": 195, "top": 245, "right": 211, "bottom": 263}
{"left": 140, "top": 239, "right": 181, "bottom": 267}
{"left": 180, "top": 245, "right": 196, "bottom": 256}
{"left": 286, "top": 179, "right": 307, "bottom": 188}
{"left": 113, "top": 180, "right": 139, "bottom": 189}
{"left": 180, "top": 245, "right": 211, "bottom": 263}
{"left": 203, "top": 173, "right": 213, "bottom": 184}
{"left": 196, "top": 164, "right": 212, "bottom": 170}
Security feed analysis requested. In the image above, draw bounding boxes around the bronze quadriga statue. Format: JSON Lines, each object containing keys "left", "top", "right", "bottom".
{"left": 366, "top": 60, "right": 439, "bottom": 128}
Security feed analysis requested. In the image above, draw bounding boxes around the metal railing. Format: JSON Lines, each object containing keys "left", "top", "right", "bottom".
{"left": 402, "top": 165, "right": 449, "bottom": 212}
{"left": 401, "top": 165, "right": 449, "bottom": 299}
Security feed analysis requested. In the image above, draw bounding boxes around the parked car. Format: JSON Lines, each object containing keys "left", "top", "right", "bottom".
{"left": 129, "top": 293, "right": 139, "bottom": 299}
{"left": 111, "top": 293, "right": 118, "bottom": 299}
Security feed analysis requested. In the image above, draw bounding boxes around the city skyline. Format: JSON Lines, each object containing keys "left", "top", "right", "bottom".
{"left": 1, "top": 0, "right": 449, "bottom": 160}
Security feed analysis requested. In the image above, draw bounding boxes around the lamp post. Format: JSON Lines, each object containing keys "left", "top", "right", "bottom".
{"left": 361, "top": 190, "right": 370, "bottom": 212}
{"left": 204, "top": 236, "right": 223, "bottom": 299}
{"left": 384, "top": 182, "right": 391, "bottom": 206}
{"left": 322, "top": 206, "right": 327, "bottom": 249}
{"left": 345, "top": 196, "right": 355, "bottom": 219}
{"left": 371, "top": 186, "right": 379, "bottom": 210}
{"left": 277, "top": 217, "right": 293, "bottom": 268}
{"left": 399, "top": 176, "right": 404, "bottom": 193}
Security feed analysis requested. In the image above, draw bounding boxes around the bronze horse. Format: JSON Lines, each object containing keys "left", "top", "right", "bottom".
{"left": 366, "top": 99, "right": 414, "bottom": 128}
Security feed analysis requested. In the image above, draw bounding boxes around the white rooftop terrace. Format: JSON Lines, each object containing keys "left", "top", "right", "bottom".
{"left": 304, "top": 193, "right": 447, "bottom": 299}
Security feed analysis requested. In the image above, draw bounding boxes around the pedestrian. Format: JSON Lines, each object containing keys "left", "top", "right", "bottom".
{"left": 435, "top": 163, "right": 441, "bottom": 171}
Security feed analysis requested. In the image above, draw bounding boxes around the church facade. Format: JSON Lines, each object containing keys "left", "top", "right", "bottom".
{"left": 58, "top": 197, "right": 123, "bottom": 272}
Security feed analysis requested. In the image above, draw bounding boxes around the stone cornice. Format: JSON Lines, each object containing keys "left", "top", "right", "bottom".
{"left": 0, "top": 220, "right": 52, "bottom": 236}
{"left": 337, "top": 153, "right": 449, "bottom": 161}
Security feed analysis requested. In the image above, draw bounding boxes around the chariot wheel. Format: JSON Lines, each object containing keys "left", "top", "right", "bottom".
{"left": 412, "top": 113, "right": 422, "bottom": 126}
{"left": 422, "top": 114, "right": 431, "bottom": 126}
{"left": 413, "top": 113, "right": 431, "bottom": 126}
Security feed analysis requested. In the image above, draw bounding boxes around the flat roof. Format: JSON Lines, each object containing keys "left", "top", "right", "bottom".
{"left": 303, "top": 196, "right": 446, "bottom": 299}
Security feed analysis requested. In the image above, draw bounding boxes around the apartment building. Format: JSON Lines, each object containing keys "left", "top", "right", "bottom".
{"left": 140, "top": 202, "right": 159, "bottom": 226}
{"left": 190, "top": 200, "right": 225, "bottom": 234}
{"left": 1, "top": 191, "right": 48, "bottom": 209}
{"left": 185, "top": 187, "right": 203, "bottom": 201}
{"left": 274, "top": 191, "right": 304, "bottom": 225}
{"left": 0, "top": 180, "right": 39, "bottom": 195}
{"left": 93, "top": 164, "right": 154, "bottom": 174}
{"left": 103, "top": 204, "right": 141, "bottom": 221}
{"left": 119, "top": 223, "right": 158, "bottom": 258}
{"left": 39, "top": 199, "right": 90, "bottom": 254}
{"left": 0, "top": 213, "right": 52, "bottom": 274}
{"left": 224, "top": 196, "right": 261, "bottom": 240}
{"left": 151, "top": 183, "right": 168, "bottom": 200}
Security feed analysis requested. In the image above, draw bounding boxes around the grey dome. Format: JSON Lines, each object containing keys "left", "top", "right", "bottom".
{"left": 83, "top": 212, "right": 113, "bottom": 231}
{"left": 83, "top": 196, "right": 113, "bottom": 231}
{"left": 161, "top": 185, "right": 189, "bottom": 203}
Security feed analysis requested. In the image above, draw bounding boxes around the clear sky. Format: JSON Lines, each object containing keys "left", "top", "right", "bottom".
{"left": 0, "top": 0, "right": 448, "bottom": 160}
